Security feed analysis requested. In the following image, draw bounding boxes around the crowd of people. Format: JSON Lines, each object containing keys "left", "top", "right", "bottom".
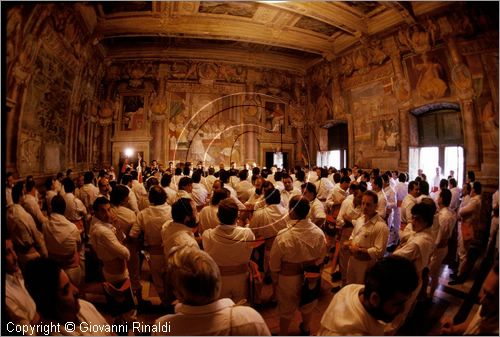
{"left": 4, "top": 160, "right": 499, "bottom": 335}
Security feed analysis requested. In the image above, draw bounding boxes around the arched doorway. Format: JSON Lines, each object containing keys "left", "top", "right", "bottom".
{"left": 409, "top": 103, "right": 464, "bottom": 188}
{"left": 317, "top": 122, "right": 348, "bottom": 169}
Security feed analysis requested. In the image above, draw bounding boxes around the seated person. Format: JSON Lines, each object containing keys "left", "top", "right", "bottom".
{"left": 24, "top": 257, "right": 110, "bottom": 335}
{"left": 154, "top": 246, "right": 271, "bottom": 336}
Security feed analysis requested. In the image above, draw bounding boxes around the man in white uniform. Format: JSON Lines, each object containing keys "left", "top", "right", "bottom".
{"left": 136, "top": 186, "right": 172, "bottom": 302}
{"left": 318, "top": 255, "right": 418, "bottom": 336}
{"left": 270, "top": 196, "right": 327, "bottom": 335}
{"left": 203, "top": 198, "right": 255, "bottom": 302}
{"left": 344, "top": 190, "right": 389, "bottom": 285}
{"left": 155, "top": 246, "right": 271, "bottom": 336}
{"left": 428, "top": 189, "right": 456, "bottom": 298}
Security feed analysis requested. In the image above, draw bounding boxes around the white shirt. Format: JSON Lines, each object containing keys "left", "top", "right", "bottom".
{"left": 459, "top": 194, "right": 482, "bottom": 226}
{"left": 45, "top": 190, "right": 58, "bottom": 214}
{"left": 132, "top": 180, "right": 149, "bottom": 211}
{"left": 435, "top": 207, "right": 456, "bottom": 245}
{"left": 79, "top": 183, "right": 99, "bottom": 211}
{"left": 204, "top": 175, "right": 217, "bottom": 194}
{"left": 161, "top": 221, "right": 199, "bottom": 257}
{"left": 154, "top": 298, "right": 270, "bottom": 336}
{"left": 60, "top": 299, "right": 110, "bottom": 336}
{"left": 6, "top": 186, "right": 13, "bottom": 207}
{"left": 22, "top": 194, "right": 48, "bottom": 228}
{"left": 250, "top": 204, "right": 287, "bottom": 240}
{"left": 89, "top": 218, "right": 130, "bottom": 263}
{"left": 336, "top": 194, "right": 362, "bottom": 228}
{"left": 203, "top": 225, "right": 255, "bottom": 266}
{"left": 350, "top": 214, "right": 389, "bottom": 260}
{"left": 280, "top": 188, "right": 301, "bottom": 209}
{"left": 137, "top": 203, "right": 172, "bottom": 247}
{"left": 308, "top": 198, "right": 326, "bottom": 222}
{"left": 395, "top": 182, "right": 408, "bottom": 204}
{"left": 111, "top": 205, "right": 137, "bottom": 238}
{"left": 63, "top": 193, "right": 87, "bottom": 222}
{"left": 162, "top": 186, "right": 177, "bottom": 206}
{"left": 125, "top": 185, "right": 140, "bottom": 214}
{"left": 400, "top": 194, "right": 417, "bottom": 224}
{"left": 7, "top": 204, "right": 47, "bottom": 257}
{"left": 315, "top": 178, "right": 334, "bottom": 201}
{"left": 43, "top": 213, "right": 81, "bottom": 257}
{"left": 375, "top": 189, "right": 388, "bottom": 220}
{"left": 235, "top": 180, "right": 254, "bottom": 203}
{"left": 269, "top": 218, "right": 326, "bottom": 271}
{"left": 318, "top": 284, "right": 384, "bottom": 336}
{"left": 6, "top": 272, "right": 37, "bottom": 326}
{"left": 394, "top": 227, "right": 435, "bottom": 275}
{"left": 192, "top": 183, "right": 208, "bottom": 207}
{"left": 450, "top": 187, "right": 461, "bottom": 212}
{"left": 199, "top": 204, "right": 220, "bottom": 234}
{"left": 325, "top": 185, "right": 348, "bottom": 209}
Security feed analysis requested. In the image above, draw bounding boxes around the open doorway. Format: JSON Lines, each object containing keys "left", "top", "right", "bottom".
{"left": 409, "top": 146, "right": 464, "bottom": 187}
{"left": 409, "top": 105, "right": 464, "bottom": 187}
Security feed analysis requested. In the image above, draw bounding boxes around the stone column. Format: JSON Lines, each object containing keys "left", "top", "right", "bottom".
{"left": 99, "top": 118, "right": 113, "bottom": 167}
{"left": 151, "top": 115, "right": 165, "bottom": 162}
{"left": 398, "top": 105, "right": 411, "bottom": 172}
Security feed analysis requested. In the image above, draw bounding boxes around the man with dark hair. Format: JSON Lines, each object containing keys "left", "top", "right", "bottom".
{"left": 160, "top": 173, "right": 176, "bottom": 206}
{"left": 270, "top": 196, "right": 326, "bottom": 335}
{"left": 5, "top": 237, "right": 39, "bottom": 327}
{"left": 202, "top": 198, "right": 255, "bottom": 302}
{"left": 43, "top": 195, "right": 82, "bottom": 286}
{"left": 293, "top": 170, "right": 306, "bottom": 190}
{"left": 5, "top": 171, "right": 15, "bottom": 207}
{"left": 448, "top": 178, "right": 460, "bottom": 212}
{"left": 191, "top": 171, "right": 208, "bottom": 209}
{"left": 199, "top": 189, "right": 229, "bottom": 234}
{"left": 162, "top": 198, "right": 199, "bottom": 257}
{"left": 388, "top": 199, "right": 436, "bottom": 334}
{"left": 318, "top": 256, "right": 418, "bottom": 335}
{"left": 79, "top": 171, "right": 99, "bottom": 213}
{"left": 301, "top": 182, "right": 326, "bottom": 227}
{"left": 452, "top": 181, "right": 483, "bottom": 285}
{"left": 108, "top": 184, "right": 142, "bottom": 301}
{"left": 61, "top": 177, "right": 87, "bottom": 235}
{"left": 24, "top": 258, "right": 109, "bottom": 335}
{"left": 371, "top": 176, "right": 387, "bottom": 221}
{"left": 280, "top": 174, "right": 301, "bottom": 210}
{"left": 344, "top": 190, "right": 389, "bottom": 285}
{"left": 7, "top": 182, "right": 47, "bottom": 268}
{"left": 136, "top": 185, "right": 172, "bottom": 302}
{"left": 400, "top": 181, "right": 420, "bottom": 231}
{"left": 235, "top": 169, "right": 253, "bottom": 203}
{"left": 22, "top": 179, "right": 48, "bottom": 231}
{"left": 90, "top": 196, "right": 131, "bottom": 286}
{"left": 428, "top": 189, "right": 456, "bottom": 298}
{"left": 121, "top": 174, "right": 140, "bottom": 214}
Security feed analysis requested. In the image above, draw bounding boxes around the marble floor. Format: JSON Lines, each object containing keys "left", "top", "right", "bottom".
{"left": 82, "top": 257, "right": 481, "bottom": 336}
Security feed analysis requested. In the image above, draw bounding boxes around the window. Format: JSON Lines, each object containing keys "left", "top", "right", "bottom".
{"left": 318, "top": 122, "right": 348, "bottom": 168}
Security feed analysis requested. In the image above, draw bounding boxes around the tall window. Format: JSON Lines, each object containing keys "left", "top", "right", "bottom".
{"left": 318, "top": 122, "right": 348, "bottom": 169}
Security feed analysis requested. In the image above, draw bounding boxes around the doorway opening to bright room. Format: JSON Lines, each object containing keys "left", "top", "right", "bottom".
{"left": 409, "top": 104, "right": 464, "bottom": 189}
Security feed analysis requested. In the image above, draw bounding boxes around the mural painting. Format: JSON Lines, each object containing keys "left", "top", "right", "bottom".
{"left": 168, "top": 91, "right": 243, "bottom": 165}
{"left": 372, "top": 118, "right": 399, "bottom": 152}
{"left": 20, "top": 46, "right": 75, "bottom": 174}
{"left": 264, "top": 101, "right": 286, "bottom": 133}
{"left": 404, "top": 48, "right": 451, "bottom": 102}
{"left": 121, "top": 95, "right": 145, "bottom": 131}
